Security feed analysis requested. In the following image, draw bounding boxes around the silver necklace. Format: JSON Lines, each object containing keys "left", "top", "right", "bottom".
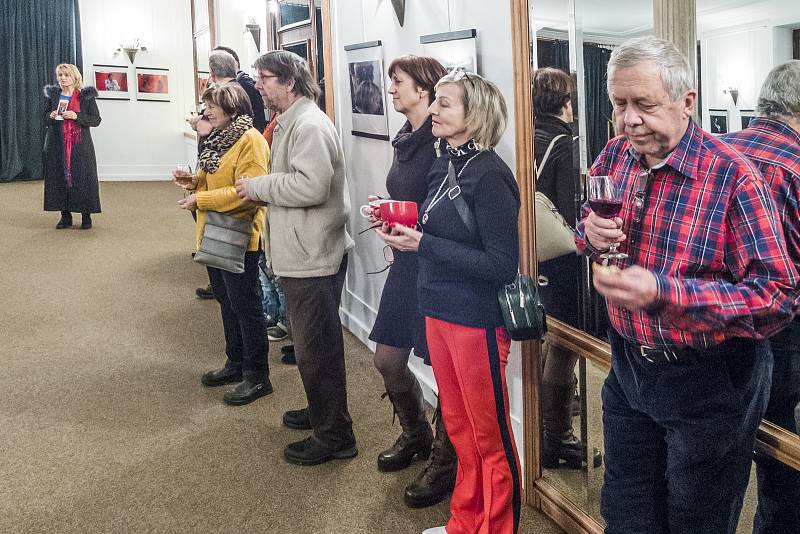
{"left": 421, "top": 152, "right": 481, "bottom": 225}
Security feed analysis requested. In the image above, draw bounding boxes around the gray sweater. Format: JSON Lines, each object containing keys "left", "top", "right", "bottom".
{"left": 246, "top": 97, "right": 353, "bottom": 277}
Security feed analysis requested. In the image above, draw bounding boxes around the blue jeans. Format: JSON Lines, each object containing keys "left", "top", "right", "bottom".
{"left": 753, "top": 319, "right": 800, "bottom": 534}
{"left": 259, "top": 254, "right": 286, "bottom": 325}
{"left": 602, "top": 329, "right": 772, "bottom": 534}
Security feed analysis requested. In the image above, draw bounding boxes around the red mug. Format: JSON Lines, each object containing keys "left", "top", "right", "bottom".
{"left": 380, "top": 201, "right": 418, "bottom": 227}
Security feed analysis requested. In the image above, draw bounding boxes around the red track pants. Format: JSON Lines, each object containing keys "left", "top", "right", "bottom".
{"left": 426, "top": 317, "right": 521, "bottom": 534}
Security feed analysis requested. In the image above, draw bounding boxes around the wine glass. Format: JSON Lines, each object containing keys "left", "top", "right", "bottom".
{"left": 588, "top": 175, "right": 627, "bottom": 261}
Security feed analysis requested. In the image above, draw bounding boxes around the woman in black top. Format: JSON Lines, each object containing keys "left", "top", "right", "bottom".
{"left": 368, "top": 57, "right": 455, "bottom": 498}
{"left": 533, "top": 67, "right": 601, "bottom": 470}
{"left": 43, "top": 64, "right": 101, "bottom": 230}
{"left": 379, "top": 70, "right": 521, "bottom": 534}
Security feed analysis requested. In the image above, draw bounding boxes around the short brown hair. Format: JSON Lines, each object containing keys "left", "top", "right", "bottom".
{"left": 253, "top": 50, "right": 320, "bottom": 102}
{"left": 202, "top": 82, "right": 253, "bottom": 118}
{"left": 532, "top": 67, "right": 573, "bottom": 117}
{"left": 388, "top": 55, "right": 447, "bottom": 104}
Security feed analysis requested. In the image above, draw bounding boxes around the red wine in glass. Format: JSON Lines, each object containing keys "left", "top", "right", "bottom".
{"left": 588, "top": 175, "right": 627, "bottom": 260}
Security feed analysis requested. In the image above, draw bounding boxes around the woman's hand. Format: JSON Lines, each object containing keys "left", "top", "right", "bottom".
{"left": 61, "top": 111, "right": 77, "bottom": 120}
{"left": 377, "top": 223, "right": 422, "bottom": 252}
{"left": 195, "top": 118, "right": 213, "bottom": 137}
{"left": 172, "top": 169, "right": 198, "bottom": 190}
{"left": 49, "top": 111, "right": 57, "bottom": 119}
{"left": 178, "top": 194, "right": 198, "bottom": 211}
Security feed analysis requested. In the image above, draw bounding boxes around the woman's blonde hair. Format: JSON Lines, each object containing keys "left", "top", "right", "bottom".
{"left": 56, "top": 63, "right": 83, "bottom": 90}
{"left": 435, "top": 70, "right": 507, "bottom": 150}
{"left": 201, "top": 82, "right": 253, "bottom": 118}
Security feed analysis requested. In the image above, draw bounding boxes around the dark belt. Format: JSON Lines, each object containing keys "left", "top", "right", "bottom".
{"left": 636, "top": 344, "right": 696, "bottom": 365}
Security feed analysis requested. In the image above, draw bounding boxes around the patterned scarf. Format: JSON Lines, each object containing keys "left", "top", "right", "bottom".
{"left": 198, "top": 114, "right": 253, "bottom": 173}
{"left": 62, "top": 89, "right": 81, "bottom": 187}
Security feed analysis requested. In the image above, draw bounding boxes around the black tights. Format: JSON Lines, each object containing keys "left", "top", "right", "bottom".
{"left": 373, "top": 343, "right": 415, "bottom": 393}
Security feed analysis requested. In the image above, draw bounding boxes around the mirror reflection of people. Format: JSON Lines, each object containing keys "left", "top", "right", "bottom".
{"left": 366, "top": 55, "right": 455, "bottom": 509}
{"left": 174, "top": 82, "right": 271, "bottom": 407}
{"left": 532, "top": 67, "right": 601, "bottom": 471}
{"left": 721, "top": 60, "right": 800, "bottom": 534}
{"left": 579, "top": 36, "right": 798, "bottom": 533}
{"left": 378, "top": 70, "right": 521, "bottom": 534}
{"left": 43, "top": 63, "right": 101, "bottom": 230}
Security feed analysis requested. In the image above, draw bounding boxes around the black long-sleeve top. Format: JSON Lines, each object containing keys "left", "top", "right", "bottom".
{"left": 533, "top": 114, "right": 578, "bottom": 224}
{"left": 386, "top": 115, "right": 437, "bottom": 204}
{"left": 417, "top": 143, "right": 520, "bottom": 328}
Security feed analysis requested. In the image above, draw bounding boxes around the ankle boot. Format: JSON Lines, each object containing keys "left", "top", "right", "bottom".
{"left": 378, "top": 380, "right": 434, "bottom": 472}
{"left": 404, "top": 403, "right": 457, "bottom": 508}
{"left": 80, "top": 213, "right": 92, "bottom": 229}
{"left": 542, "top": 381, "right": 602, "bottom": 469}
{"left": 56, "top": 211, "right": 72, "bottom": 229}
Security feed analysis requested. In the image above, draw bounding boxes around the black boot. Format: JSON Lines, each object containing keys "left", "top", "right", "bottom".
{"left": 404, "top": 403, "right": 457, "bottom": 508}
{"left": 56, "top": 211, "right": 72, "bottom": 229}
{"left": 377, "top": 380, "right": 433, "bottom": 472}
{"left": 542, "top": 381, "right": 602, "bottom": 469}
{"left": 80, "top": 213, "right": 92, "bottom": 229}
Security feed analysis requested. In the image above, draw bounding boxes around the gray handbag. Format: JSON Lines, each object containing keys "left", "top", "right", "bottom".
{"left": 193, "top": 210, "right": 253, "bottom": 274}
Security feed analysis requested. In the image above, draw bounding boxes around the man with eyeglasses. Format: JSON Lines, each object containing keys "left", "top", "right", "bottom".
{"left": 576, "top": 37, "right": 798, "bottom": 533}
{"left": 235, "top": 50, "right": 356, "bottom": 467}
{"left": 721, "top": 60, "right": 800, "bottom": 534}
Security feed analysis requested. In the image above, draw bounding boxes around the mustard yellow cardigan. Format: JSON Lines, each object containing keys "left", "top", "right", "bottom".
{"left": 194, "top": 128, "right": 269, "bottom": 252}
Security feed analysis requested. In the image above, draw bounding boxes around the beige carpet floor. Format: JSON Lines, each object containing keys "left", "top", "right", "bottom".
{"left": 0, "top": 181, "right": 562, "bottom": 534}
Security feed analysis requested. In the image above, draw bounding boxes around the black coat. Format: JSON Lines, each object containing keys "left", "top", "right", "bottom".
{"left": 533, "top": 114, "right": 577, "bottom": 224}
{"left": 43, "top": 85, "right": 102, "bottom": 213}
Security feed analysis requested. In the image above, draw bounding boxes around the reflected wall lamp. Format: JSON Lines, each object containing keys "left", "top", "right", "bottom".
{"left": 724, "top": 86, "right": 739, "bottom": 107}
{"left": 114, "top": 39, "right": 148, "bottom": 64}
{"left": 246, "top": 19, "right": 261, "bottom": 51}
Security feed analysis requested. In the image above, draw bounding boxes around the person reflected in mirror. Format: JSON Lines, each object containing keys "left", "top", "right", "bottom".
{"left": 577, "top": 36, "right": 798, "bottom": 534}
{"left": 175, "top": 82, "right": 271, "bottom": 407}
{"left": 352, "top": 62, "right": 384, "bottom": 115}
{"left": 43, "top": 64, "right": 101, "bottom": 230}
{"left": 721, "top": 60, "right": 800, "bottom": 534}
{"left": 365, "top": 55, "right": 456, "bottom": 507}
{"left": 532, "top": 67, "right": 601, "bottom": 470}
{"left": 378, "top": 69, "right": 521, "bottom": 534}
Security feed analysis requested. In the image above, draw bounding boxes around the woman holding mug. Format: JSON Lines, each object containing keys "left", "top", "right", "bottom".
{"left": 379, "top": 70, "right": 521, "bottom": 534}
{"left": 43, "top": 64, "right": 101, "bottom": 229}
{"left": 173, "top": 82, "right": 270, "bottom": 406}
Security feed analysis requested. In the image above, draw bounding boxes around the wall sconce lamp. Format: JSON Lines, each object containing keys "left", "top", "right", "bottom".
{"left": 246, "top": 20, "right": 261, "bottom": 51}
{"left": 724, "top": 86, "right": 739, "bottom": 107}
{"left": 114, "top": 39, "right": 148, "bottom": 64}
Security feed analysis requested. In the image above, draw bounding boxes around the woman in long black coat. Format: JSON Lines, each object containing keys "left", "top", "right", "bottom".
{"left": 43, "top": 63, "right": 101, "bottom": 229}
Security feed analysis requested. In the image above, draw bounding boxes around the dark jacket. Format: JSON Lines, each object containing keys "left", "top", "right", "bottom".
{"left": 43, "top": 85, "right": 102, "bottom": 213}
{"left": 236, "top": 71, "right": 267, "bottom": 132}
{"left": 417, "top": 147, "right": 520, "bottom": 328}
{"left": 533, "top": 114, "right": 577, "bottom": 224}
{"left": 386, "top": 115, "right": 437, "bottom": 204}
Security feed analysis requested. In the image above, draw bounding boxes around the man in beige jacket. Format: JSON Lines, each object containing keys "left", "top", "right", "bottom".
{"left": 236, "top": 50, "right": 356, "bottom": 466}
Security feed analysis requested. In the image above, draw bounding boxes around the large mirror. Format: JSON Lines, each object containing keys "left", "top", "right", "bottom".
{"left": 529, "top": 0, "right": 800, "bottom": 530}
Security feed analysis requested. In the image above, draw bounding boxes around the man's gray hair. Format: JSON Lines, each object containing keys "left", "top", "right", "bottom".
{"left": 209, "top": 50, "right": 237, "bottom": 79}
{"left": 253, "top": 50, "right": 320, "bottom": 101}
{"left": 607, "top": 36, "right": 694, "bottom": 101}
{"left": 757, "top": 60, "right": 800, "bottom": 121}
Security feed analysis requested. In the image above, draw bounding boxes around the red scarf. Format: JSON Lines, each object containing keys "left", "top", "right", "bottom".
{"left": 62, "top": 89, "right": 81, "bottom": 187}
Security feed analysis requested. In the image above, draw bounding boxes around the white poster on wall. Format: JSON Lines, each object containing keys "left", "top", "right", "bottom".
{"left": 421, "top": 29, "right": 478, "bottom": 74}
{"left": 344, "top": 40, "right": 390, "bottom": 141}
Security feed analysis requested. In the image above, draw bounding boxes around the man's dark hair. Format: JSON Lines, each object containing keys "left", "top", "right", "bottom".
{"left": 254, "top": 50, "right": 321, "bottom": 102}
{"left": 532, "top": 67, "right": 573, "bottom": 117}
{"left": 213, "top": 45, "right": 240, "bottom": 68}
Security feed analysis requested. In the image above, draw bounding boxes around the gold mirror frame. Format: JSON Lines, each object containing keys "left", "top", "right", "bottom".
{"left": 509, "top": 0, "right": 800, "bottom": 531}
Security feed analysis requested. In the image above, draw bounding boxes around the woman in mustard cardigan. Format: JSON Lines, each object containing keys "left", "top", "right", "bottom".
{"left": 173, "top": 82, "right": 271, "bottom": 406}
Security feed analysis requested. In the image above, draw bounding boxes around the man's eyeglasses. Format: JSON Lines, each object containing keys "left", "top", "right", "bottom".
{"left": 452, "top": 67, "right": 479, "bottom": 85}
{"left": 632, "top": 170, "right": 651, "bottom": 224}
{"left": 258, "top": 74, "right": 280, "bottom": 83}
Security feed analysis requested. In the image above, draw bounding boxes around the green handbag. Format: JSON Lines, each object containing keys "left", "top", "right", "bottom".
{"left": 497, "top": 273, "right": 547, "bottom": 341}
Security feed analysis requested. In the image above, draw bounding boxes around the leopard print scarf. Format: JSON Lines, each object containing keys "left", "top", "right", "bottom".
{"left": 198, "top": 114, "right": 253, "bottom": 173}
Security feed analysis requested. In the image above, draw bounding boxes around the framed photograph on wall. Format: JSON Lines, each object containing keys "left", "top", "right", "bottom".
{"left": 740, "top": 110, "right": 756, "bottom": 130}
{"left": 93, "top": 64, "right": 130, "bottom": 100}
{"left": 709, "top": 109, "right": 728, "bottom": 135}
{"left": 420, "top": 29, "right": 478, "bottom": 74}
{"left": 344, "top": 40, "right": 390, "bottom": 141}
{"left": 135, "top": 67, "right": 170, "bottom": 102}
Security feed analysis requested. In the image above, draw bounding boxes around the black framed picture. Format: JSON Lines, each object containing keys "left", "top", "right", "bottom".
{"left": 740, "top": 110, "right": 756, "bottom": 130}
{"left": 709, "top": 109, "right": 728, "bottom": 135}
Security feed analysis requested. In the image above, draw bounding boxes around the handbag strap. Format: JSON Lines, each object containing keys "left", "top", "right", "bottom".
{"left": 534, "top": 134, "right": 567, "bottom": 180}
{"left": 447, "top": 161, "right": 478, "bottom": 237}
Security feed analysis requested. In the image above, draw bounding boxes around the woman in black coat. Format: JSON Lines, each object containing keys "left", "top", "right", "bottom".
{"left": 43, "top": 63, "right": 101, "bottom": 230}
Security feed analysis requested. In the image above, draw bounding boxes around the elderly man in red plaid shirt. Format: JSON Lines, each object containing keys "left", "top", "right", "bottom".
{"left": 722, "top": 60, "right": 800, "bottom": 534}
{"left": 576, "top": 37, "right": 799, "bottom": 534}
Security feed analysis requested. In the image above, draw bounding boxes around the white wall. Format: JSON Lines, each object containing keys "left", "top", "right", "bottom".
{"left": 330, "top": 0, "right": 526, "bottom": 461}
{"left": 699, "top": 22, "right": 794, "bottom": 132}
{"left": 80, "top": 0, "right": 197, "bottom": 181}
{"left": 215, "top": 0, "right": 268, "bottom": 76}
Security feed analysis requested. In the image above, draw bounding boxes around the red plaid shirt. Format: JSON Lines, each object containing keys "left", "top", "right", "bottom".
{"left": 576, "top": 120, "right": 798, "bottom": 350}
{"left": 723, "top": 118, "right": 800, "bottom": 269}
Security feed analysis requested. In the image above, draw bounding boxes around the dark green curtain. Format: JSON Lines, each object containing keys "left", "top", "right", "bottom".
{"left": 0, "top": 0, "right": 82, "bottom": 182}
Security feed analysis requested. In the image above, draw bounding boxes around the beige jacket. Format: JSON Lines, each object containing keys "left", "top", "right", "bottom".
{"left": 246, "top": 97, "right": 353, "bottom": 277}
